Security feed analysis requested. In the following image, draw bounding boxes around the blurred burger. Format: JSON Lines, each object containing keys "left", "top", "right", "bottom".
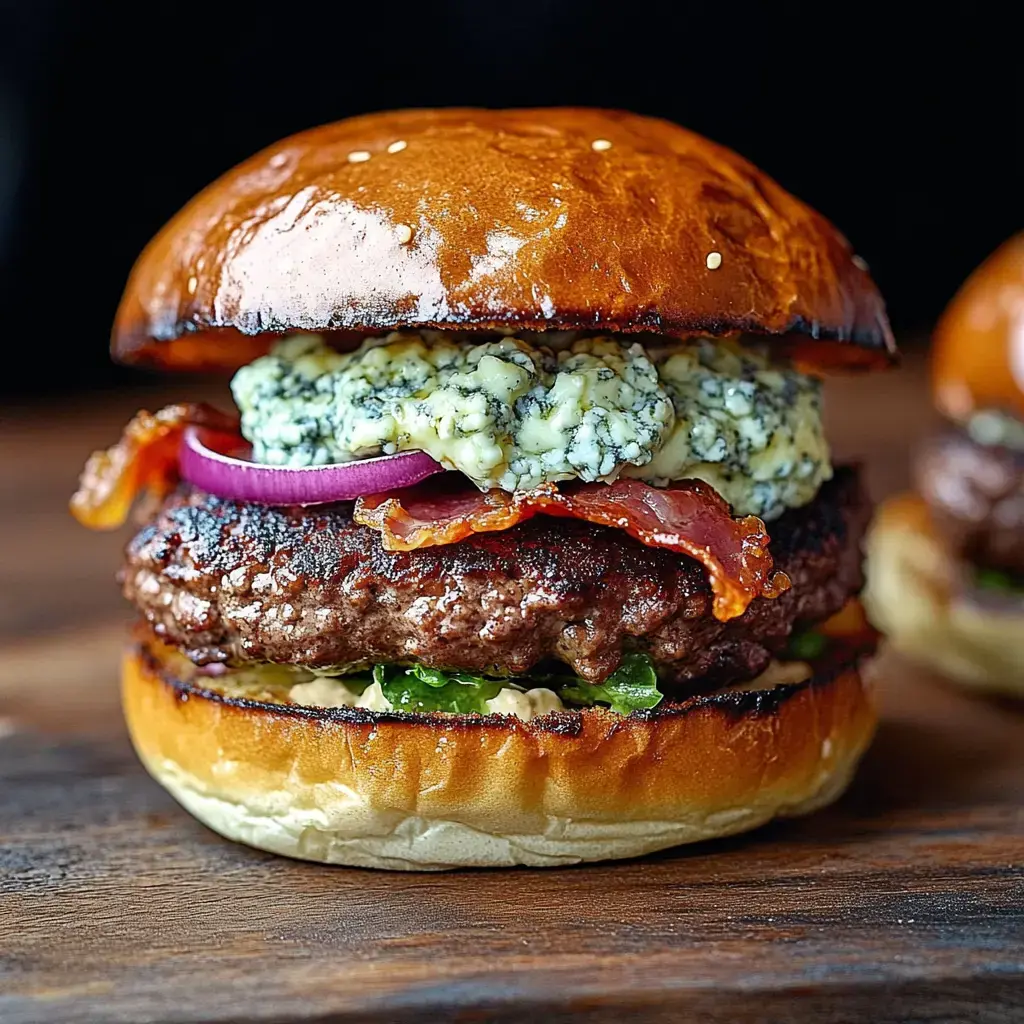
{"left": 866, "top": 234, "right": 1024, "bottom": 696}
{"left": 72, "top": 108, "right": 893, "bottom": 869}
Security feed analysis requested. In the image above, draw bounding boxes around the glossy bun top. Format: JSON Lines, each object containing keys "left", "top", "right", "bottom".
{"left": 933, "top": 233, "right": 1024, "bottom": 423}
{"left": 111, "top": 108, "right": 894, "bottom": 372}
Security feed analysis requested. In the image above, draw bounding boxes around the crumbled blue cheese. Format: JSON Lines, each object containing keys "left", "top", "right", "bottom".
{"left": 966, "top": 409, "right": 1024, "bottom": 451}
{"left": 231, "top": 332, "right": 831, "bottom": 518}
{"left": 232, "top": 333, "right": 675, "bottom": 491}
{"left": 627, "top": 339, "right": 831, "bottom": 519}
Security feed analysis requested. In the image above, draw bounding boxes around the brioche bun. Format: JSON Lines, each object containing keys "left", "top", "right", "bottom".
{"left": 122, "top": 638, "right": 877, "bottom": 870}
{"left": 932, "top": 232, "right": 1024, "bottom": 423}
{"left": 864, "top": 494, "right": 1024, "bottom": 697}
{"left": 111, "top": 108, "right": 894, "bottom": 373}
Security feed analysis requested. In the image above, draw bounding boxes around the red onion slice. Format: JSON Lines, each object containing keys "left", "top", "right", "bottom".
{"left": 180, "top": 426, "right": 445, "bottom": 505}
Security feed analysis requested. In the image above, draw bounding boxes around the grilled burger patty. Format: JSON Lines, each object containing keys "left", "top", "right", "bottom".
{"left": 123, "top": 468, "right": 868, "bottom": 688}
{"left": 915, "top": 428, "right": 1024, "bottom": 576}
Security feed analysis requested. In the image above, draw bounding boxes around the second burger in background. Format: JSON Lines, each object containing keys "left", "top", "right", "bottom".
{"left": 866, "top": 234, "right": 1024, "bottom": 695}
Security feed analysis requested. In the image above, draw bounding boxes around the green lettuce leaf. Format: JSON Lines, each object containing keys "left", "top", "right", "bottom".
{"left": 373, "top": 663, "right": 506, "bottom": 714}
{"left": 785, "top": 630, "right": 828, "bottom": 660}
{"left": 370, "top": 653, "right": 664, "bottom": 716}
{"left": 556, "top": 653, "right": 663, "bottom": 715}
{"left": 976, "top": 568, "right": 1024, "bottom": 594}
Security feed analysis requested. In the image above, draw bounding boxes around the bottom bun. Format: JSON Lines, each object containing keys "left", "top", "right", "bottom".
{"left": 864, "top": 493, "right": 1024, "bottom": 697}
{"left": 122, "top": 641, "right": 877, "bottom": 870}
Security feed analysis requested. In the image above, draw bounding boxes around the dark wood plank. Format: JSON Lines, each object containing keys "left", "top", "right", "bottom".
{"left": 2, "top": 348, "right": 1023, "bottom": 1023}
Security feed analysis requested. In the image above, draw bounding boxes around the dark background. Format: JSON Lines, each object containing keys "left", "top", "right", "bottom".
{"left": 1, "top": 1, "right": 1020, "bottom": 398}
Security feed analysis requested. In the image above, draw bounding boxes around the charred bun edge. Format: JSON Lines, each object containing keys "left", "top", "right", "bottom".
{"left": 123, "top": 636, "right": 879, "bottom": 870}
{"left": 113, "top": 324, "right": 896, "bottom": 378}
{"left": 138, "top": 640, "right": 862, "bottom": 732}
{"left": 119, "top": 309, "right": 895, "bottom": 368}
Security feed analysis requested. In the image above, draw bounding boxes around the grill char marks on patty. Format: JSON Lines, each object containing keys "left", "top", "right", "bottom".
{"left": 122, "top": 468, "right": 869, "bottom": 689}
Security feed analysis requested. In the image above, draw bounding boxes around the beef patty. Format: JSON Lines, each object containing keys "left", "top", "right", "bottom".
{"left": 916, "top": 429, "right": 1024, "bottom": 576}
{"left": 122, "top": 467, "right": 869, "bottom": 689}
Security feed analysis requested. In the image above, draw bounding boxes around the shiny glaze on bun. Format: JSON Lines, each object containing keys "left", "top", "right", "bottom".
{"left": 933, "top": 233, "right": 1024, "bottom": 422}
{"left": 112, "top": 108, "right": 894, "bottom": 372}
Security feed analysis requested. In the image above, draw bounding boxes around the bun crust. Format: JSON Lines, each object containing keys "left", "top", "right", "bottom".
{"left": 932, "top": 233, "right": 1024, "bottom": 422}
{"left": 112, "top": 108, "right": 893, "bottom": 373}
{"left": 864, "top": 493, "right": 1024, "bottom": 697}
{"left": 122, "top": 641, "right": 877, "bottom": 870}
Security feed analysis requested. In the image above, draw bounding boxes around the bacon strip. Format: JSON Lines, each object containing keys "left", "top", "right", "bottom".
{"left": 70, "top": 403, "right": 238, "bottom": 530}
{"left": 72, "top": 404, "right": 789, "bottom": 621}
{"left": 355, "top": 479, "right": 790, "bottom": 621}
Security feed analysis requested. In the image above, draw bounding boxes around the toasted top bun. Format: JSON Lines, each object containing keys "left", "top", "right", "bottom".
{"left": 933, "top": 233, "right": 1024, "bottom": 423}
{"left": 111, "top": 108, "right": 894, "bottom": 373}
{"left": 122, "top": 635, "right": 877, "bottom": 869}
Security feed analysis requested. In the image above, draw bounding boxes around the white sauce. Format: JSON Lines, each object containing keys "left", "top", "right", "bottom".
{"left": 288, "top": 675, "right": 565, "bottom": 722}
{"left": 484, "top": 686, "right": 564, "bottom": 719}
{"left": 288, "top": 677, "right": 392, "bottom": 711}
{"left": 723, "top": 659, "right": 813, "bottom": 692}
{"left": 217, "top": 660, "right": 814, "bottom": 722}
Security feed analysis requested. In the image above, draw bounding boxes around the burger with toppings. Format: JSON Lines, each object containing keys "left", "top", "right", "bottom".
{"left": 866, "top": 234, "right": 1024, "bottom": 696}
{"left": 73, "top": 108, "right": 894, "bottom": 869}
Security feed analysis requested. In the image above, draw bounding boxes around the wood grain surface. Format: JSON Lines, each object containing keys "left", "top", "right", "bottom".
{"left": 2, "top": 350, "right": 1023, "bottom": 1024}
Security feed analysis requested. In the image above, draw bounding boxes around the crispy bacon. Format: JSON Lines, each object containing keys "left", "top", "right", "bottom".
{"left": 70, "top": 404, "right": 238, "bottom": 530}
{"left": 73, "top": 404, "right": 789, "bottom": 621}
{"left": 355, "top": 479, "right": 790, "bottom": 621}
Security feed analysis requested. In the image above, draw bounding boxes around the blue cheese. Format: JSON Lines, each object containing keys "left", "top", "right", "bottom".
{"left": 231, "top": 332, "right": 831, "bottom": 519}
{"left": 966, "top": 409, "right": 1024, "bottom": 452}
{"left": 232, "top": 333, "right": 675, "bottom": 491}
{"left": 626, "top": 339, "right": 831, "bottom": 519}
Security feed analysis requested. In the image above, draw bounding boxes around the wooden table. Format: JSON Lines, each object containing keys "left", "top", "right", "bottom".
{"left": 2, "top": 351, "right": 1023, "bottom": 1023}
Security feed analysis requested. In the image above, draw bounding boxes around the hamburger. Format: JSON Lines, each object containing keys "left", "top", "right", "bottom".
{"left": 865, "top": 234, "right": 1024, "bottom": 696}
{"left": 72, "top": 108, "right": 894, "bottom": 869}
